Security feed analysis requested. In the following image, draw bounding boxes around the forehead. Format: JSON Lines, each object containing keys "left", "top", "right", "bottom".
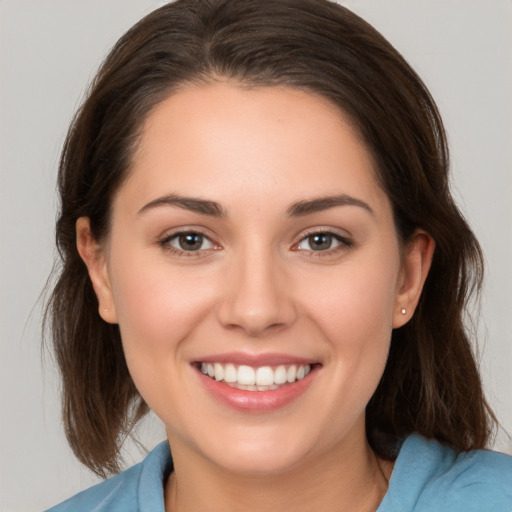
{"left": 119, "top": 83, "right": 388, "bottom": 216}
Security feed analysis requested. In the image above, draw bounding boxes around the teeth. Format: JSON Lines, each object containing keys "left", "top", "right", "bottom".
{"left": 224, "top": 363, "right": 237, "bottom": 383}
{"left": 256, "top": 366, "right": 274, "bottom": 386}
{"left": 200, "top": 362, "right": 312, "bottom": 390}
{"left": 238, "top": 365, "right": 255, "bottom": 385}
{"left": 274, "top": 365, "right": 287, "bottom": 385}
{"left": 214, "top": 363, "right": 224, "bottom": 381}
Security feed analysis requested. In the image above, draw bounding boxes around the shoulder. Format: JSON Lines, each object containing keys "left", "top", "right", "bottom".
{"left": 44, "top": 441, "right": 172, "bottom": 512}
{"left": 379, "top": 434, "right": 512, "bottom": 512}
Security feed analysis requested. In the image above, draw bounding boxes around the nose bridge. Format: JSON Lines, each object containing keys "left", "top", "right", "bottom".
{"left": 217, "top": 238, "right": 296, "bottom": 336}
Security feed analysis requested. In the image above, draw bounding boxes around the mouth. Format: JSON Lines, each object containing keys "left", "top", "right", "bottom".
{"left": 197, "top": 362, "right": 313, "bottom": 391}
{"left": 192, "top": 354, "right": 320, "bottom": 412}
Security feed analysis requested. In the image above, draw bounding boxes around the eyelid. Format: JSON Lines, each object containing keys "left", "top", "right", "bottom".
{"left": 157, "top": 227, "right": 221, "bottom": 256}
{"left": 156, "top": 226, "right": 352, "bottom": 257}
{"left": 292, "top": 228, "right": 353, "bottom": 254}
{"left": 168, "top": 232, "right": 215, "bottom": 250}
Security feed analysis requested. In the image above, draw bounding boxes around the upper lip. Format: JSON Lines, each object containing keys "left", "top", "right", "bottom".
{"left": 192, "top": 352, "right": 319, "bottom": 367}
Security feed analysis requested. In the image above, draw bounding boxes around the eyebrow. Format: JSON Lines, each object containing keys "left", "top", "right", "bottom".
{"left": 137, "top": 192, "right": 374, "bottom": 218}
{"left": 286, "top": 195, "right": 375, "bottom": 217}
{"left": 138, "top": 194, "right": 226, "bottom": 217}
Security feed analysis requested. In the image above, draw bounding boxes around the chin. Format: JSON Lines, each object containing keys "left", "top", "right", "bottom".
{"left": 210, "top": 444, "right": 308, "bottom": 476}
{"left": 189, "top": 423, "right": 322, "bottom": 476}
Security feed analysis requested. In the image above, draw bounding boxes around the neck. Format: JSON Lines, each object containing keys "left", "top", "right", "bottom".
{"left": 164, "top": 431, "right": 392, "bottom": 512}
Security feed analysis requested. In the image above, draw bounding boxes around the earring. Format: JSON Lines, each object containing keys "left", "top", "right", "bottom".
{"left": 400, "top": 308, "right": 407, "bottom": 315}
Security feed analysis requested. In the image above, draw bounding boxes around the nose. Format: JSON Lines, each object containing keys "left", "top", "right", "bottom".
{"left": 217, "top": 246, "right": 297, "bottom": 337}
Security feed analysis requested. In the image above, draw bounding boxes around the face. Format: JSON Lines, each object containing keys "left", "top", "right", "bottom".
{"left": 81, "top": 83, "right": 426, "bottom": 475}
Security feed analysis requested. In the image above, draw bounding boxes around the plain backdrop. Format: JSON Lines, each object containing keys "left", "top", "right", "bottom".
{"left": 1, "top": 1, "right": 511, "bottom": 510}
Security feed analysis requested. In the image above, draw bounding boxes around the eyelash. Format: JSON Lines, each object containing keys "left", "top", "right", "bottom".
{"left": 158, "top": 230, "right": 218, "bottom": 257}
{"left": 158, "top": 229, "right": 353, "bottom": 258}
{"left": 292, "top": 230, "right": 353, "bottom": 258}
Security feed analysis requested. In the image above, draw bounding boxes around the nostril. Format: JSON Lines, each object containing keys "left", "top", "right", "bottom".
{"left": 217, "top": 296, "right": 297, "bottom": 336}
{"left": 216, "top": 257, "right": 298, "bottom": 335}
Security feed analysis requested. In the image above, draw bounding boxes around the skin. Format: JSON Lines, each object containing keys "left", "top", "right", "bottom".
{"left": 77, "top": 83, "right": 434, "bottom": 511}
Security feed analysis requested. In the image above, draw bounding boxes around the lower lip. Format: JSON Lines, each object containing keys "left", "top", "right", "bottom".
{"left": 196, "top": 367, "right": 318, "bottom": 413}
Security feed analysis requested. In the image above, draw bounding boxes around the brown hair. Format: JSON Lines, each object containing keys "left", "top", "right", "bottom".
{"left": 45, "top": 0, "right": 494, "bottom": 477}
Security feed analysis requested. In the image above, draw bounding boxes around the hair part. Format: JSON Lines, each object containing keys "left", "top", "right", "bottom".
{"left": 45, "top": 0, "right": 494, "bottom": 477}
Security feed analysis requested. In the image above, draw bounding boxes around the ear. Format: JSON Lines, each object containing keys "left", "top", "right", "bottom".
{"left": 393, "top": 229, "right": 435, "bottom": 328}
{"left": 76, "top": 217, "right": 118, "bottom": 324}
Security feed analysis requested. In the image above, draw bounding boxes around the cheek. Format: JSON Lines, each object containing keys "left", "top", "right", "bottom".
{"left": 303, "top": 254, "right": 399, "bottom": 346}
{"left": 278, "top": 253, "right": 400, "bottom": 450}
{"left": 108, "top": 259, "right": 221, "bottom": 419}
{"left": 108, "top": 250, "right": 217, "bottom": 364}
{"left": 301, "top": 249, "right": 399, "bottom": 400}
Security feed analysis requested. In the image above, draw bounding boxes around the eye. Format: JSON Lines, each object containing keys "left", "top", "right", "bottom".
{"left": 295, "top": 232, "right": 351, "bottom": 252}
{"left": 162, "top": 231, "right": 216, "bottom": 252}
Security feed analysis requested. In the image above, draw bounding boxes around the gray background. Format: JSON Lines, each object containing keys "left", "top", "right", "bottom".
{"left": 1, "top": 1, "right": 511, "bottom": 510}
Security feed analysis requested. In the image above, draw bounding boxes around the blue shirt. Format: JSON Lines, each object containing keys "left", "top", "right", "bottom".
{"left": 45, "top": 434, "right": 512, "bottom": 511}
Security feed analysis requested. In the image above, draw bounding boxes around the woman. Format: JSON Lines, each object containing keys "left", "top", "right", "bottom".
{"left": 44, "top": 0, "right": 512, "bottom": 510}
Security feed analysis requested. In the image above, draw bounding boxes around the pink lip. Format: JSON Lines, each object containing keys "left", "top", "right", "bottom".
{"left": 193, "top": 352, "right": 316, "bottom": 367}
{"left": 193, "top": 360, "right": 319, "bottom": 413}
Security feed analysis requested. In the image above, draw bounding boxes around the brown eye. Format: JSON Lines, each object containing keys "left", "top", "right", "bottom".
{"left": 178, "top": 233, "right": 204, "bottom": 251}
{"left": 295, "top": 231, "right": 352, "bottom": 253}
{"left": 162, "top": 231, "right": 216, "bottom": 253}
{"left": 307, "top": 233, "right": 333, "bottom": 251}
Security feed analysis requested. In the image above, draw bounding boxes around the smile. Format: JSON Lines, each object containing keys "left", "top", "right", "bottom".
{"left": 200, "top": 362, "right": 312, "bottom": 391}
